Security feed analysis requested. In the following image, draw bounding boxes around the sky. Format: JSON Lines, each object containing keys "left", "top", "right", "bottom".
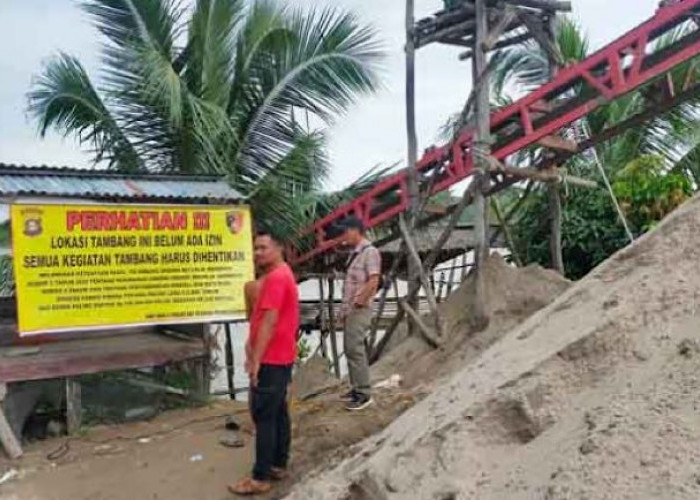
{"left": 0, "top": 0, "right": 662, "bottom": 191}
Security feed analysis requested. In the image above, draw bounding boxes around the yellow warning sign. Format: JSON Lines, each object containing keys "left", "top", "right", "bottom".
{"left": 11, "top": 204, "right": 254, "bottom": 335}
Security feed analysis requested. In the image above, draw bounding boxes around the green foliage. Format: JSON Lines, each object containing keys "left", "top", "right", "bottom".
{"left": 512, "top": 183, "right": 630, "bottom": 280}
{"left": 613, "top": 155, "right": 692, "bottom": 232}
{"left": 28, "top": 0, "right": 383, "bottom": 240}
{"left": 297, "top": 336, "right": 312, "bottom": 362}
{"left": 511, "top": 155, "right": 693, "bottom": 280}
{"left": 495, "top": 17, "right": 700, "bottom": 279}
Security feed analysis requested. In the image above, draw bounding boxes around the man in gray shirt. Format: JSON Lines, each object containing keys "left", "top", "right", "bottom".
{"left": 340, "top": 217, "right": 381, "bottom": 411}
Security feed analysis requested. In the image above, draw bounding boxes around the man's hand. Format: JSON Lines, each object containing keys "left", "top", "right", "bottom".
{"left": 247, "top": 358, "right": 260, "bottom": 387}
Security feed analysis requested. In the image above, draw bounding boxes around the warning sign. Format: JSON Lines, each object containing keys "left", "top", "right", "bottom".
{"left": 11, "top": 204, "right": 255, "bottom": 335}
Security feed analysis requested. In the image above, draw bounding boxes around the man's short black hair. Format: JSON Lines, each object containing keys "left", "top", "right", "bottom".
{"left": 342, "top": 216, "right": 365, "bottom": 234}
{"left": 255, "top": 228, "right": 283, "bottom": 246}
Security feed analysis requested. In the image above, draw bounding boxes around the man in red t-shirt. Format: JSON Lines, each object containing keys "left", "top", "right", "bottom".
{"left": 230, "top": 231, "right": 299, "bottom": 496}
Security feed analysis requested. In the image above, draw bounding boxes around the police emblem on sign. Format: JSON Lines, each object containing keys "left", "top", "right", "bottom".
{"left": 226, "top": 211, "right": 244, "bottom": 234}
{"left": 22, "top": 209, "right": 43, "bottom": 237}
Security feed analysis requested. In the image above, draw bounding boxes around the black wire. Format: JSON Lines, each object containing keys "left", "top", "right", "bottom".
{"left": 45, "top": 409, "right": 249, "bottom": 461}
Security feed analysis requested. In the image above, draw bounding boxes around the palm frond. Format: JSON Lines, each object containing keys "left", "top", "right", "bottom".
{"left": 82, "top": 0, "right": 184, "bottom": 58}
{"left": 27, "top": 52, "right": 141, "bottom": 171}
{"left": 233, "top": 6, "right": 383, "bottom": 188}
{"left": 185, "top": 0, "right": 244, "bottom": 107}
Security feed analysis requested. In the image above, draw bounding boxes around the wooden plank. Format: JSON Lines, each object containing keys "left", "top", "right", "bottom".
{"left": 0, "top": 332, "right": 206, "bottom": 384}
{"left": 224, "top": 323, "right": 236, "bottom": 400}
{"left": 472, "top": 0, "right": 491, "bottom": 330}
{"left": 0, "top": 384, "right": 22, "bottom": 459}
{"left": 504, "top": 0, "right": 572, "bottom": 11}
{"left": 483, "top": 7, "right": 517, "bottom": 49}
{"left": 327, "top": 277, "right": 341, "bottom": 378}
{"left": 537, "top": 135, "right": 579, "bottom": 152}
{"left": 66, "top": 378, "right": 82, "bottom": 434}
{"left": 398, "top": 216, "right": 445, "bottom": 339}
{"left": 399, "top": 300, "right": 441, "bottom": 348}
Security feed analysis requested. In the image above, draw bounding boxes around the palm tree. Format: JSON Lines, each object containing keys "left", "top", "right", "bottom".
{"left": 27, "top": 0, "right": 383, "bottom": 240}
{"left": 491, "top": 17, "right": 700, "bottom": 177}
{"left": 486, "top": 17, "right": 700, "bottom": 277}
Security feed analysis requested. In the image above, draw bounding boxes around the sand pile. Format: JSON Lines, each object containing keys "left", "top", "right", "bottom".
{"left": 375, "top": 255, "right": 570, "bottom": 389}
{"left": 288, "top": 194, "right": 700, "bottom": 499}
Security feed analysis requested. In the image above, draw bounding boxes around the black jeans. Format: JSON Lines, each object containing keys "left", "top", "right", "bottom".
{"left": 251, "top": 364, "right": 293, "bottom": 481}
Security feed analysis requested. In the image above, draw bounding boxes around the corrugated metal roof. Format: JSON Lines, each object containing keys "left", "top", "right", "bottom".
{"left": 0, "top": 164, "right": 244, "bottom": 203}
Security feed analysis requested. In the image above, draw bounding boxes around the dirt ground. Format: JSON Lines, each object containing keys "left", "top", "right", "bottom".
{"left": 0, "top": 385, "right": 418, "bottom": 500}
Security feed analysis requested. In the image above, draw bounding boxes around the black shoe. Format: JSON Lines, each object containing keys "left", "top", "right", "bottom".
{"left": 340, "top": 389, "right": 358, "bottom": 402}
{"left": 345, "top": 393, "right": 373, "bottom": 411}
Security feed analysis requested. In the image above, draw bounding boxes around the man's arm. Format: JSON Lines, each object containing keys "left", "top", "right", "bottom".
{"left": 353, "top": 247, "right": 381, "bottom": 307}
{"left": 248, "top": 309, "right": 279, "bottom": 385}
{"left": 354, "top": 275, "right": 380, "bottom": 307}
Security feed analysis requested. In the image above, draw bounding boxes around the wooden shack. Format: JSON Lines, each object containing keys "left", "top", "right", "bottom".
{"left": 0, "top": 165, "right": 248, "bottom": 459}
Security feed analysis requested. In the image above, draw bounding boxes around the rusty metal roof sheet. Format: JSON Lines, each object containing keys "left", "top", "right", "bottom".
{"left": 0, "top": 164, "right": 244, "bottom": 203}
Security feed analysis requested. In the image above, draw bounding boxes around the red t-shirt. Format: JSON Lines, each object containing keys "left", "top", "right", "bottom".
{"left": 250, "top": 263, "right": 299, "bottom": 365}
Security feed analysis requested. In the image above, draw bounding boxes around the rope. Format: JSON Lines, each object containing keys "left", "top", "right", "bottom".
{"left": 580, "top": 122, "right": 635, "bottom": 244}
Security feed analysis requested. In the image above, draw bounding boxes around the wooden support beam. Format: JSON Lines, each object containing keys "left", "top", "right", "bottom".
{"left": 327, "top": 277, "right": 341, "bottom": 379}
{"left": 483, "top": 7, "right": 518, "bottom": 49}
{"left": 545, "top": 13, "right": 565, "bottom": 275}
{"left": 0, "top": 384, "right": 22, "bottom": 459}
{"left": 490, "top": 181, "right": 534, "bottom": 246}
{"left": 441, "top": 37, "right": 473, "bottom": 47}
{"left": 66, "top": 378, "right": 82, "bottom": 434}
{"left": 489, "top": 163, "right": 597, "bottom": 187}
{"left": 537, "top": 135, "right": 579, "bottom": 152}
{"left": 370, "top": 182, "right": 479, "bottom": 364}
{"left": 317, "top": 277, "right": 329, "bottom": 360}
{"left": 406, "top": 0, "right": 421, "bottom": 338}
{"left": 224, "top": 323, "right": 236, "bottom": 400}
{"left": 517, "top": 9, "right": 563, "bottom": 66}
{"left": 417, "top": 20, "right": 477, "bottom": 48}
{"left": 399, "top": 300, "right": 441, "bottom": 348}
{"left": 491, "top": 197, "right": 523, "bottom": 267}
{"left": 368, "top": 246, "right": 405, "bottom": 352}
{"left": 460, "top": 32, "right": 533, "bottom": 60}
{"left": 503, "top": 0, "right": 572, "bottom": 11}
{"left": 398, "top": 216, "right": 445, "bottom": 340}
{"left": 472, "top": 0, "right": 491, "bottom": 329}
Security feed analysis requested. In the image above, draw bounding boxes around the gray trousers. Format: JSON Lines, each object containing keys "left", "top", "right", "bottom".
{"left": 344, "top": 307, "right": 372, "bottom": 396}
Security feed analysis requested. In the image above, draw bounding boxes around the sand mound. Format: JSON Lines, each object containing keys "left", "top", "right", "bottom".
{"left": 376, "top": 255, "right": 570, "bottom": 389}
{"left": 288, "top": 193, "right": 700, "bottom": 499}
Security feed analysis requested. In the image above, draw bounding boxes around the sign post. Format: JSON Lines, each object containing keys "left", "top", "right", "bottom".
{"left": 11, "top": 204, "right": 254, "bottom": 336}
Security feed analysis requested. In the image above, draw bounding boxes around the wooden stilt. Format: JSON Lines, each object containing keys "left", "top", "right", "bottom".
{"left": 492, "top": 197, "right": 523, "bottom": 267}
{"left": 470, "top": 0, "right": 491, "bottom": 330}
{"left": 461, "top": 251, "right": 469, "bottom": 281}
{"left": 327, "top": 277, "right": 341, "bottom": 378}
{"left": 66, "top": 378, "right": 82, "bottom": 434}
{"left": 224, "top": 323, "right": 236, "bottom": 400}
{"left": 447, "top": 256, "right": 457, "bottom": 295}
{"left": 318, "top": 278, "right": 329, "bottom": 360}
{"left": 399, "top": 300, "right": 441, "bottom": 349}
{"left": 545, "top": 14, "right": 566, "bottom": 274}
{"left": 405, "top": 0, "right": 421, "bottom": 337}
{"left": 436, "top": 271, "right": 446, "bottom": 303}
{"left": 369, "top": 247, "right": 406, "bottom": 351}
{"left": 399, "top": 215, "right": 444, "bottom": 339}
{"left": 371, "top": 182, "right": 479, "bottom": 363}
{"left": 0, "top": 384, "right": 22, "bottom": 459}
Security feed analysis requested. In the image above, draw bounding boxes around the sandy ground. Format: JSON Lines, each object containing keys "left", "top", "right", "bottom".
{"left": 288, "top": 193, "right": 700, "bottom": 499}
{"left": 0, "top": 386, "right": 418, "bottom": 500}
